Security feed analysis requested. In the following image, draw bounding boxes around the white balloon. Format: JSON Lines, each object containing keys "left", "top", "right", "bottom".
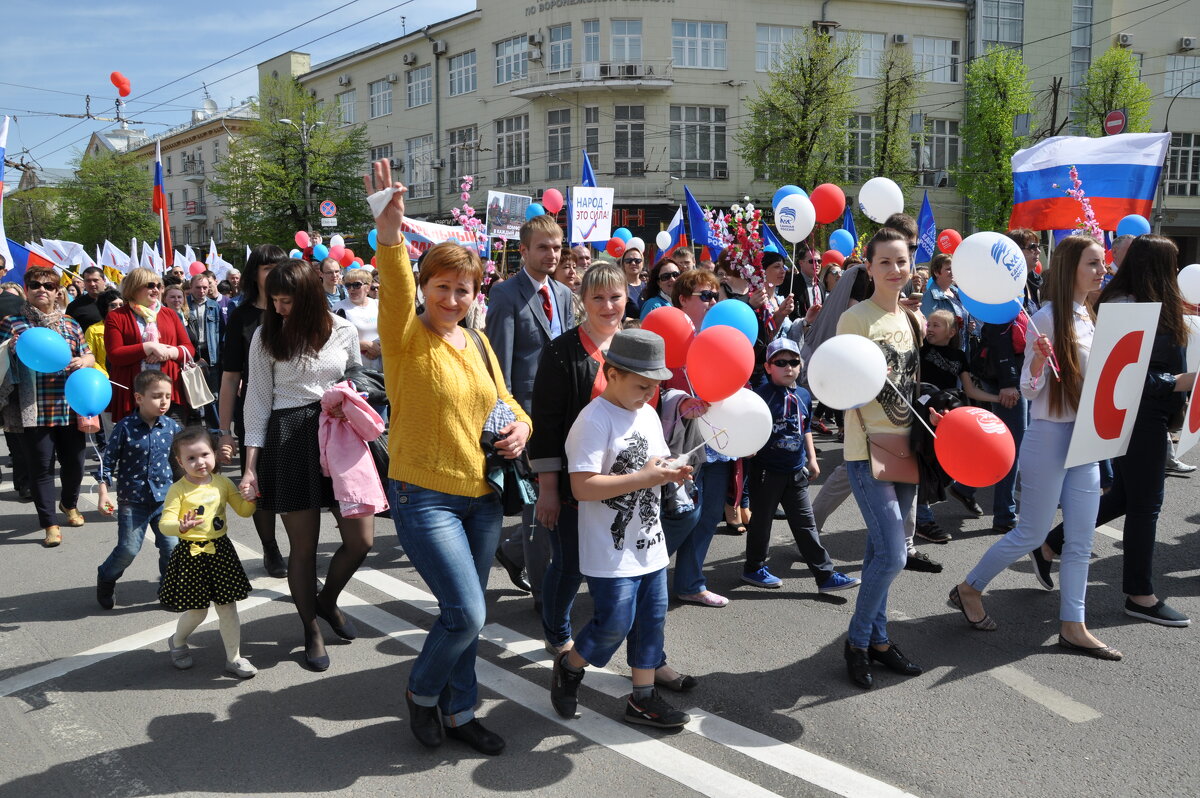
{"left": 807, "top": 334, "right": 888, "bottom": 410}
{"left": 1179, "top": 263, "right": 1200, "bottom": 305}
{"left": 655, "top": 230, "right": 673, "bottom": 251}
{"left": 953, "top": 231, "right": 1027, "bottom": 305}
{"left": 774, "top": 194, "right": 816, "bottom": 243}
{"left": 329, "top": 234, "right": 345, "bottom": 248}
{"left": 701, "top": 389, "right": 773, "bottom": 458}
{"left": 858, "top": 177, "right": 905, "bottom": 223}
{"left": 626, "top": 237, "right": 646, "bottom": 254}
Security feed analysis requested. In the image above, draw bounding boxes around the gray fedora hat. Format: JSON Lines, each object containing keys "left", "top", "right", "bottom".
{"left": 605, "top": 329, "right": 674, "bottom": 381}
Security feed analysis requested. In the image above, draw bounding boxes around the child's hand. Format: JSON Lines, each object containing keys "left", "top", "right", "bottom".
{"left": 640, "top": 457, "right": 691, "bottom": 488}
{"left": 177, "top": 510, "right": 201, "bottom": 533}
{"left": 807, "top": 463, "right": 820, "bottom": 480}
{"left": 678, "top": 397, "right": 709, "bottom": 419}
{"left": 97, "top": 487, "right": 116, "bottom": 516}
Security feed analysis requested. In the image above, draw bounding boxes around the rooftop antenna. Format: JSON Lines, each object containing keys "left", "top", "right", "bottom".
{"left": 401, "top": 15, "right": 406, "bottom": 35}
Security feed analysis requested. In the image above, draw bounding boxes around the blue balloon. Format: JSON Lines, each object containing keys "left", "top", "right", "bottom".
{"left": 525, "top": 202, "right": 546, "bottom": 220}
{"left": 289, "top": 249, "right": 303, "bottom": 259}
{"left": 772, "top": 185, "right": 806, "bottom": 210}
{"left": 312, "top": 244, "right": 330, "bottom": 260}
{"left": 1115, "top": 214, "right": 1150, "bottom": 238}
{"left": 64, "top": 367, "right": 112, "bottom": 417}
{"left": 368, "top": 229, "right": 378, "bottom": 250}
{"left": 15, "top": 327, "right": 72, "bottom": 373}
{"left": 829, "top": 228, "right": 856, "bottom": 257}
{"left": 958, "top": 289, "right": 1022, "bottom": 325}
{"left": 613, "top": 227, "right": 633, "bottom": 243}
{"left": 700, "top": 299, "right": 758, "bottom": 345}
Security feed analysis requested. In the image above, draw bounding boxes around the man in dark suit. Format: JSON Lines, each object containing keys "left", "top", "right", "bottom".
{"left": 485, "top": 214, "right": 576, "bottom": 606}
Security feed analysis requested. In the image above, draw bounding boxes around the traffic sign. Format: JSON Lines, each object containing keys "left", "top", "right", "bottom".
{"left": 320, "top": 217, "right": 337, "bottom": 227}
{"left": 319, "top": 199, "right": 338, "bottom": 218}
{"left": 1104, "top": 109, "right": 1127, "bottom": 136}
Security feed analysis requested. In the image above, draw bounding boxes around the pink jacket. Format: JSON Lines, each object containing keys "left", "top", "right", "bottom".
{"left": 319, "top": 381, "right": 389, "bottom": 518}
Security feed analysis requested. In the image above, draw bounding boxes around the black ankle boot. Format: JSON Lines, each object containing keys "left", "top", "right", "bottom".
{"left": 445, "top": 719, "right": 505, "bottom": 755}
{"left": 844, "top": 641, "right": 873, "bottom": 689}
{"left": 96, "top": 578, "right": 116, "bottom": 610}
{"left": 406, "top": 692, "right": 444, "bottom": 748}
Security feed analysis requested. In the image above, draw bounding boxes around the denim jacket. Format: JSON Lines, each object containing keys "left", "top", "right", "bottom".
{"left": 187, "top": 297, "right": 224, "bottom": 365}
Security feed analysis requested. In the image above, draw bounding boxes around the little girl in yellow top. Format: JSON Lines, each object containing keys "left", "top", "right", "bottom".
{"left": 159, "top": 428, "right": 258, "bottom": 678}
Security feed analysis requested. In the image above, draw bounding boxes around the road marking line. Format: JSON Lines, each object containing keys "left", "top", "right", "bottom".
{"left": 1096, "top": 524, "right": 1122, "bottom": 541}
{"left": 988, "top": 665, "right": 1102, "bottom": 723}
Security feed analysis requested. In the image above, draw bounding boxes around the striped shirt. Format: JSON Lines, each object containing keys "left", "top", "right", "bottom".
{"left": 0, "top": 314, "right": 91, "bottom": 427}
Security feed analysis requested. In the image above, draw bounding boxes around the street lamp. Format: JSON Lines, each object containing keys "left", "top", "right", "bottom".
{"left": 1153, "top": 76, "right": 1200, "bottom": 234}
{"left": 278, "top": 111, "right": 323, "bottom": 233}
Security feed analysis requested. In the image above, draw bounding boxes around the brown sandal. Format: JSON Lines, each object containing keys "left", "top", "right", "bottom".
{"left": 948, "top": 586, "right": 997, "bottom": 631}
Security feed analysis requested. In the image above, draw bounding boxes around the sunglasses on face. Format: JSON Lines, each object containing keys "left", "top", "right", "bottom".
{"left": 658, "top": 271, "right": 680, "bottom": 282}
{"left": 345, "top": 282, "right": 366, "bottom": 289}
{"left": 26, "top": 281, "right": 59, "bottom": 291}
{"left": 696, "top": 290, "right": 720, "bottom": 302}
{"left": 1025, "top": 243, "right": 1041, "bottom": 252}
{"left": 770, "top": 358, "right": 802, "bottom": 368}
{"left": 143, "top": 283, "right": 162, "bottom": 291}
{"left": 623, "top": 258, "right": 643, "bottom": 265}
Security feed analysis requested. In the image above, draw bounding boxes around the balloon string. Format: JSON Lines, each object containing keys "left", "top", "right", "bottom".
{"left": 1019, "top": 310, "right": 1061, "bottom": 382}
{"left": 673, "top": 428, "right": 729, "bottom": 464}
{"left": 109, "top": 379, "right": 130, "bottom": 390}
{"left": 884, "top": 379, "right": 937, "bottom": 438}
{"left": 692, "top": 415, "right": 731, "bottom": 454}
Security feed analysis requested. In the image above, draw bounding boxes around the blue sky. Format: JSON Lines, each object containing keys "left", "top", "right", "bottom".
{"left": 1, "top": 0, "right": 477, "bottom": 170}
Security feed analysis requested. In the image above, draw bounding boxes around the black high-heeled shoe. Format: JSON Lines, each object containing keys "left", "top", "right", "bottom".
{"left": 303, "top": 629, "right": 330, "bottom": 672}
{"left": 844, "top": 641, "right": 873, "bottom": 689}
{"left": 315, "top": 599, "right": 358, "bottom": 640}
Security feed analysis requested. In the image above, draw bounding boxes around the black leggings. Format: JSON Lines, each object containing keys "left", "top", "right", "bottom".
{"left": 22, "top": 425, "right": 86, "bottom": 528}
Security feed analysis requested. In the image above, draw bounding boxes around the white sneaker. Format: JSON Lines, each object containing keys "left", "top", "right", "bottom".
{"left": 1166, "top": 458, "right": 1197, "bottom": 474}
{"left": 224, "top": 657, "right": 258, "bottom": 678}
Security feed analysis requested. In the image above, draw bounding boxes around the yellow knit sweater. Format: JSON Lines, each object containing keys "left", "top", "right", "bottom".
{"left": 378, "top": 243, "right": 531, "bottom": 497}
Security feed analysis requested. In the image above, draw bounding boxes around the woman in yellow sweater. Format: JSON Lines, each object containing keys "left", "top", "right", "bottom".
{"left": 371, "top": 159, "right": 530, "bottom": 757}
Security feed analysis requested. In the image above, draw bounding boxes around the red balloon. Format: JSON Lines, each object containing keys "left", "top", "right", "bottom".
{"left": 933, "top": 407, "right": 1016, "bottom": 488}
{"left": 294, "top": 230, "right": 311, "bottom": 249}
{"left": 686, "top": 326, "right": 753, "bottom": 403}
{"left": 328, "top": 245, "right": 346, "bottom": 261}
{"left": 117, "top": 83, "right": 131, "bottom": 98}
{"left": 339, "top": 248, "right": 355, "bottom": 267}
{"left": 642, "top": 306, "right": 695, "bottom": 368}
{"left": 606, "top": 237, "right": 626, "bottom": 258}
{"left": 809, "top": 183, "right": 846, "bottom": 225}
{"left": 110, "top": 71, "right": 126, "bottom": 88}
{"left": 541, "top": 188, "right": 564, "bottom": 215}
{"left": 370, "top": 256, "right": 377, "bottom": 266}
{"left": 189, "top": 261, "right": 206, "bottom": 276}
{"left": 352, "top": 258, "right": 364, "bottom": 266}
{"left": 937, "top": 229, "right": 962, "bottom": 254}
{"left": 821, "top": 250, "right": 845, "bottom": 267}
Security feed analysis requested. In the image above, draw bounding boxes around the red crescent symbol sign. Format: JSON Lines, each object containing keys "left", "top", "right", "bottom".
{"left": 1093, "top": 330, "right": 1143, "bottom": 440}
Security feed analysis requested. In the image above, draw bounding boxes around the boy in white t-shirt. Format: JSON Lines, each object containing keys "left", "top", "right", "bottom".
{"left": 552, "top": 329, "right": 694, "bottom": 728}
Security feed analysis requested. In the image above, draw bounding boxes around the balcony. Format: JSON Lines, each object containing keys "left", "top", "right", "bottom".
{"left": 508, "top": 60, "right": 673, "bottom": 98}
{"left": 184, "top": 200, "right": 207, "bottom": 221}
{"left": 181, "top": 157, "right": 206, "bottom": 183}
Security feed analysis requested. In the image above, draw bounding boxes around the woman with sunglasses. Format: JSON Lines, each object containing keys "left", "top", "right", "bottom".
{"left": 105, "top": 268, "right": 194, "bottom": 425}
{"left": 621, "top": 247, "right": 646, "bottom": 315}
{"left": 637, "top": 257, "right": 681, "bottom": 320}
{"left": 332, "top": 267, "right": 382, "bottom": 370}
{"left": 0, "top": 266, "right": 96, "bottom": 546}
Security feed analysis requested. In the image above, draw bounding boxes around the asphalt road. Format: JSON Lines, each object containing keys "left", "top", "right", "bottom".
{"left": 2, "top": 432, "right": 1198, "bottom": 797}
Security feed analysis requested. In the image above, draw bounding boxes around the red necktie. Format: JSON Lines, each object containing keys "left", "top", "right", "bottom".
{"left": 539, "top": 285, "right": 553, "bottom": 324}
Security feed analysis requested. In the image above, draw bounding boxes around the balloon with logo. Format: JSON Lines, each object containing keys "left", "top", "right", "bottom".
{"left": 312, "top": 244, "right": 330, "bottom": 261}
{"left": 613, "top": 227, "right": 633, "bottom": 243}
{"left": 700, "top": 298, "right": 758, "bottom": 345}
{"left": 15, "top": 327, "right": 72, "bottom": 373}
{"left": 525, "top": 202, "right": 546, "bottom": 220}
{"left": 829, "top": 228, "right": 856, "bottom": 257}
{"left": 655, "top": 231, "right": 673, "bottom": 251}
{"left": 642, "top": 306, "right": 695, "bottom": 368}
{"left": 294, "top": 230, "right": 310, "bottom": 249}
{"left": 686, "top": 326, "right": 754, "bottom": 402}
{"left": 952, "top": 231, "right": 1027, "bottom": 305}
{"left": 934, "top": 407, "right": 1016, "bottom": 487}
{"left": 774, "top": 193, "right": 816, "bottom": 244}
{"left": 958, "top": 289, "right": 1022, "bottom": 325}
{"left": 938, "top": 229, "right": 962, "bottom": 254}
{"left": 772, "top": 185, "right": 806, "bottom": 212}
{"left": 702, "top": 389, "right": 773, "bottom": 458}
{"left": 541, "top": 188, "right": 564, "bottom": 215}
{"left": 1116, "top": 214, "right": 1151, "bottom": 238}
{"left": 65, "top": 367, "right": 113, "bottom": 417}
{"left": 858, "top": 177, "right": 905, "bottom": 223}
{"left": 606, "top": 237, "right": 626, "bottom": 258}
{"left": 807, "top": 334, "right": 887, "bottom": 409}
{"left": 809, "top": 183, "right": 846, "bottom": 225}
{"left": 189, "top": 261, "right": 206, "bottom": 276}
{"left": 367, "top": 229, "right": 378, "bottom": 250}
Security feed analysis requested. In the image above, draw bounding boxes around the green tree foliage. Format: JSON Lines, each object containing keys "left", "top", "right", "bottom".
{"left": 737, "top": 29, "right": 859, "bottom": 190}
{"left": 1072, "top": 46, "right": 1152, "bottom": 137}
{"left": 54, "top": 152, "right": 159, "bottom": 250}
{"left": 958, "top": 45, "right": 1034, "bottom": 232}
{"left": 212, "top": 76, "right": 371, "bottom": 250}
{"left": 873, "top": 45, "right": 921, "bottom": 189}
{"left": 3, "top": 187, "right": 59, "bottom": 245}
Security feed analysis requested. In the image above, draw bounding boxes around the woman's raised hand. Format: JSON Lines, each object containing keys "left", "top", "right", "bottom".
{"left": 365, "top": 159, "right": 407, "bottom": 247}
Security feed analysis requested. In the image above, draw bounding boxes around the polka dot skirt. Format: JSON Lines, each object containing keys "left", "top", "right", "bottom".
{"left": 258, "top": 403, "right": 334, "bottom": 514}
{"left": 159, "top": 534, "right": 252, "bottom": 612}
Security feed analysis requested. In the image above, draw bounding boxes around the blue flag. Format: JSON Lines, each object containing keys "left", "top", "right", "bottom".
{"left": 915, "top": 191, "right": 936, "bottom": 264}
{"left": 842, "top": 206, "right": 858, "bottom": 253}
{"left": 684, "top": 186, "right": 713, "bottom": 252}
{"left": 761, "top": 222, "right": 788, "bottom": 257}
{"left": 581, "top": 148, "right": 597, "bottom": 188}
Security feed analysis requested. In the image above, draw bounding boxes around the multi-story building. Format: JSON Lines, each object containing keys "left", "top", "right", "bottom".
{"left": 257, "top": 0, "right": 1200, "bottom": 258}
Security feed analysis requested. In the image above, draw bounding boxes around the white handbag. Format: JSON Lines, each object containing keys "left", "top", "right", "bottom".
{"left": 179, "top": 349, "right": 215, "bottom": 409}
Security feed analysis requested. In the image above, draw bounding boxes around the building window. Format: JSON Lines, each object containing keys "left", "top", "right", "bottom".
{"left": 844, "top": 113, "right": 881, "bottom": 183}
{"left": 495, "top": 114, "right": 529, "bottom": 186}
{"left": 912, "top": 119, "right": 960, "bottom": 187}
{"left": 1166, "top": 55, "right": 1200, "bottom": 98}
{"left": 547, "top": 109, "right": 571, "bottom": 180}
{"left": 166, "top": 155, "right": 172, "bottom": 175}
{"left": 613, "top": 105, "right": 645, "bottom": 177}
{"left": 549, "top": 23, "right": 572, "bottom": 73}
{"left": 369, "top": 79, "right": 393, "bottom": 118}
{"left": 672, "top": 21, "right": 727, "bottom": 69}
{"left": 913, "top": 36, "right": 960, "bottom": 83}
{"left": 448, "top": 125, "right": 477, "bottom": 192}
{"left": 370, "top": 143, "right": 393, "bottom": 164}
{"left": 835, "top": 31, "right": 886, "bottom": 79}
{"left": 980, "top": 0, "right": 1023, "bottom": 50}
{"left": 169, "top": 227, "right": 176, "bottom": 243}
{"left": 495, "top": 36, "right": 529, "bottom": 85}
{"left": 583, "top": 20, "right": 600, "bottom": 64}
{"left": 212, "top": 141, "right": 220, "bottom": 164}
{"left": 168, "top": 192, "right": 174, "bottom": 212}
{"left": 184, "top": 226, "right": 193, "bottom": 245}
{"left": 611, "top": 19, "right": 642, "bottom": 63}
{"left": 1167, "top": 132, "right": 1200, "bottom": 197}
{"left": 1070, "top": 0, "right": 1093, "bottom": 88}
{"left": 406, "top": 135, "right": 434, "bottom": 199}
{"left": 448, "top": 50, "right": 477, "bottom": 96}
{"left": 337, "top": 89, "right": 356, "bottom": 125}
{"left": 670, "top": 105, "right": 727, "bottom": 179}
{"left": 585, "top": 106, "right": 600, "bottom": 169}
{"left": 405, "top": 67, "right": 431, "bottom": 108}
{"left": 756, "top": 24, "right": 800, "bottom": 72}
{"left": 215, "top": 221, "right": 224, "bottom": 243}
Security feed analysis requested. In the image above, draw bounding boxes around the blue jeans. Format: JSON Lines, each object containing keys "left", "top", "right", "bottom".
{"left": 541, "top": 502, "right": 583, "bottom": 648}
{"left": 97, "top": 502, "right": 177, "bottom": 583}
{"left": 965, "top": 420, "right": 1098, "bottom": 623}
{"left": 388, "top": 480, "right": 503, "bottom": 726}
{"left": 990, "top": 394, "right": 1028, "bottom": 526}
{"left": 575, "top": 567, "right": 668, "bottom": 671}
{"left": 667, "top": 460, "right": 730, "bottom": 595}
{"left": 846, "top": 460, "right": 916, "bottom": 648}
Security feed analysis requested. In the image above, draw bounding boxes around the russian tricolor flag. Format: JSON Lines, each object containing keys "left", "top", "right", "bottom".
{"left": 153, "top": 141, "right": 174, "bottom": 267}
{"left": 664, "top": 205, "right": 686, "bottom": 252}
{"left": 0, "top": 116, "right": 13, "bottom": 274}
{"left": 1009, "top": 133, "right": 1170, "bottom": 232}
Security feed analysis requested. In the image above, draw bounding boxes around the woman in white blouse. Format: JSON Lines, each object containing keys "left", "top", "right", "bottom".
{"left": 332, "top": 267, "right": 382, "bottom": 370}
{"left": 951, "top": 235, "right": 1121, "bottom": 660}
{"left": 240, "top": 260, "right": 374, "bottom": 672}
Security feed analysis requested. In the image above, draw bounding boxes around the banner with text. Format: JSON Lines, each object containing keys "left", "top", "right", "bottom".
{"left": 571, "top": 186, "right": 615, "bottom": 243}
{"left": 485, "top": 191, "right": 533, "bottom": 241}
